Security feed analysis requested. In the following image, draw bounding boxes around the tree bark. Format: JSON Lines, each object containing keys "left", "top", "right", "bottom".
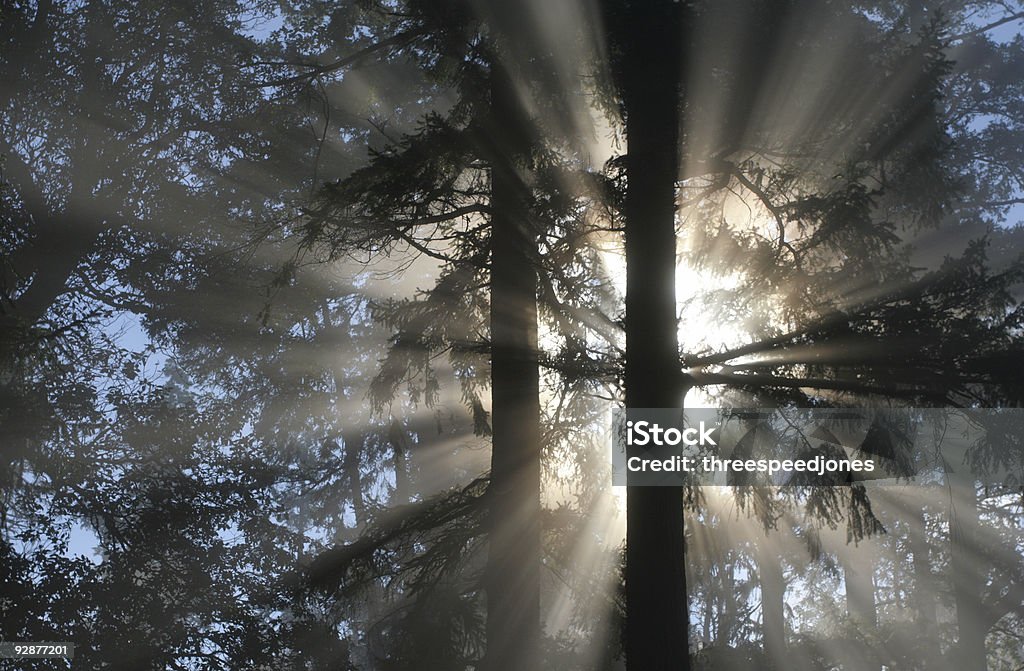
{"left": 621, "top": 2, "right": 690, "bottom": 669}
{"left": 480, "top": 61, "right": 542, "bottom": 671}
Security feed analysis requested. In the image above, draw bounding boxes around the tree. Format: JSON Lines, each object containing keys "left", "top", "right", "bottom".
{"left": 598, "top": 1, "right": 1024, "bottom": 668}
{"left": 280, "top": 4, "right": 597, "bottom": 668}
{"left": 482, "top": 58, "right": 543, "bottom": 671}
{"left": 294, "top": 1, "right": 1024, "bottom": 667}
{"left": 603, "top": 0, "right": 691, "bottom": 668}
{"left": 0, "top": 1, "right": 386, "bottom": 667}
{"left": 4, "top": 1, "right": 1024, "bottom": 669}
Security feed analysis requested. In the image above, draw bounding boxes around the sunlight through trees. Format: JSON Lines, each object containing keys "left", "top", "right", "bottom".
{"left": 2, "top": 1, "right": 1024, "bottom": 669}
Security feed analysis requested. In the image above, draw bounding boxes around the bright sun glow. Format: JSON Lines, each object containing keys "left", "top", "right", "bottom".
{"left": 597, "top": 241, "right": 751, "bottom": 355}
{"left": 596, "top": 240, "right": 755, "bottom": 512}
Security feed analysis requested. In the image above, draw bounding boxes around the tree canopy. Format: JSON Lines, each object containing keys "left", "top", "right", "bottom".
{"left": 2, "top": 1, "right": 1024, "bottom": 670}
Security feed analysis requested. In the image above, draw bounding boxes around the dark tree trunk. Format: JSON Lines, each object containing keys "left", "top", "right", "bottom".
{"left": 480, "top": 61, "right": 542, "bottom": 671}
{"left": 621, "top": 1, "right": 689, "bottom": 669}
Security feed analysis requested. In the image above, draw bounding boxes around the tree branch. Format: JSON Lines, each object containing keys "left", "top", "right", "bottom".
{"left": 251, "top": 28, "right": 428, "bottom": 88}
{"left": 947, "top": 11, "right": 1024, "bottom": 42}
{"left": 691, "top": 370, "right": 953, "bottom": 402}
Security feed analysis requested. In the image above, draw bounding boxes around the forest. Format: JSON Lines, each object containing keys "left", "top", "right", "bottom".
{"left": 2, "top": 0, "right": 1024, "bottom": 669}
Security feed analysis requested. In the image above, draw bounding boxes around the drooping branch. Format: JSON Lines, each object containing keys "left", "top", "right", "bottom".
{"left": 727, "top": 162, "right": 801, "bottom": 265}
{"left": 305, "top": 477, "right": 488, "bottom": 593}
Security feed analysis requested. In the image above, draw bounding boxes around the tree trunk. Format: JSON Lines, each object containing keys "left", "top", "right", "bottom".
{"left": 716, "top": 561, "right": 735, "bottom": 647}
{"left": 0, "top": 0, "right": 105, "bottom": 343}
{"left": 340, "top": 428, "right": 366, "bottom": 534}
{"left": 842, "top": 541, "right": 880, "bottom": 671}
{"left": 950, "top": 474, "right": 987, "bottom": 670}
{"left": 388, "top": 419, "right": 412, "bottom": 504}
{"left": 480, "top": 61, "right": 542, "bottom": 671}
{"left": 757, "top": 541, "right": 786, "bottom": 667}
{"left": 621, "top": 2, "right": 689, "bottom": 669}
{"left": 907, "top": 503, "right": 937, "bottom": 630}
{"left": 843, "top": 547, "right": 877, "bottom": 628}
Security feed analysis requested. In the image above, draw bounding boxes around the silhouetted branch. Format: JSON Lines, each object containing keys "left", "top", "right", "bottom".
{"left": 250, "top": 27, "right": 428, "bottom": 88}
{"left": 947, "top": 11, "right": 1024, "bottom": 41}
